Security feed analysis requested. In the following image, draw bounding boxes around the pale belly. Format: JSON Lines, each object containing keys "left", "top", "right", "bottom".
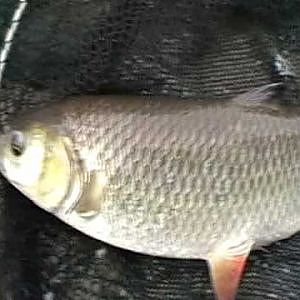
{"left": 60, "top": 207, "right": 300, "bottom": 260}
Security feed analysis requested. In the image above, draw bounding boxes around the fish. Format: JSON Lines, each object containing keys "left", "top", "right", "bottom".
{"left": 0, "top": 83, "right": 299, "bottom": 300}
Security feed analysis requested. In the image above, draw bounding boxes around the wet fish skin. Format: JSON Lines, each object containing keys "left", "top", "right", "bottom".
{"left": 43, "top": 93, "right": 300, "bottom": 258}
{"left": 0, "top": 84, "right": 300, "bottom": 299}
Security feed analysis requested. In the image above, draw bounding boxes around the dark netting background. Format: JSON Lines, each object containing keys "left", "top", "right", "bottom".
{"left": 0, "top": 0, "right": 300, "bottom": 299}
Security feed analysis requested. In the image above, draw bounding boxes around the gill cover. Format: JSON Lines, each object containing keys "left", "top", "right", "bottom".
{"left": 0, "top": 124, "right": 74, "bottom": 211}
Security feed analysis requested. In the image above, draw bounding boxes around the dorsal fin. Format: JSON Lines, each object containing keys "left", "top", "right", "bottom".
{"left": 232, "top": 82, "right": 282, "bottom": 107}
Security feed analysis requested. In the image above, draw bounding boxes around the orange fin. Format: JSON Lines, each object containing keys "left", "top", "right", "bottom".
{"left": 208, "top": 239, "right": 253, "bottom": 300}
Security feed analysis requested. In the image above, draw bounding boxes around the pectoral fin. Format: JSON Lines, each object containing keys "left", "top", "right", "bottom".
{"left": 208, "top": 239, "right": 253, "bottom": 300}
{"left": 75, "top": 171, "right": 108, "bottom": 217}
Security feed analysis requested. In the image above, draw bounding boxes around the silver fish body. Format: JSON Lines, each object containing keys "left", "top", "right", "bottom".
{"left": 2, "top": 91, "right": 300, "bottom": 260}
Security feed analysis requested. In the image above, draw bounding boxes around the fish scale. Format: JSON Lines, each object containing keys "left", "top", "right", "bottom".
{"left": 38, "top": 95, "right": 300, "bottom": 258}
{"left": 1, "top": 86, "right": 300, "bottom": 299}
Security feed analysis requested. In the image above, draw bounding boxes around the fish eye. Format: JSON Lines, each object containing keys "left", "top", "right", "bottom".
{"left": 10, "top": 131, "right": 26, "bottom": 157}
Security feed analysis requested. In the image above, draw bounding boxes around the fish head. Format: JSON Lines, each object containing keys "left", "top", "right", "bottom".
{"left": 0, "top": 122, "right": 80, "bottom": 213}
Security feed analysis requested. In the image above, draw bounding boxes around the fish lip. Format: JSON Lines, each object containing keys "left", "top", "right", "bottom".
{"left": 0, "top": 165, "right": 59, "bottom": 213}
{"left": 0, "top": 155, "right": 27, "bottom": 198}
{"left": 0, "top": 161, "right": 6, "bottom": 178}
{"left": 0, "top": 160, "right": 12, "bottom": 184}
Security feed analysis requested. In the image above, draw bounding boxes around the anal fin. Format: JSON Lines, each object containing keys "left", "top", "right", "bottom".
{"left": 208, "top": 239, "right": 253, "bottom": 300}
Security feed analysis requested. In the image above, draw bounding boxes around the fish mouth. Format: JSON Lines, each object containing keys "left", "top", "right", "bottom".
{"left": 0, "top": 132, "right": 13, "bottom": 178}
{"left": 0, "top": 156, "right": 12, "bottom": 185}
{"left": 0, "top": 164, "right": 42, "bottom": 208}
{"left": 0, "top": 162, "right": 57, "bottom": 214}
{"left": 0, "top": 161, "right": 6, "bottom": 178}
